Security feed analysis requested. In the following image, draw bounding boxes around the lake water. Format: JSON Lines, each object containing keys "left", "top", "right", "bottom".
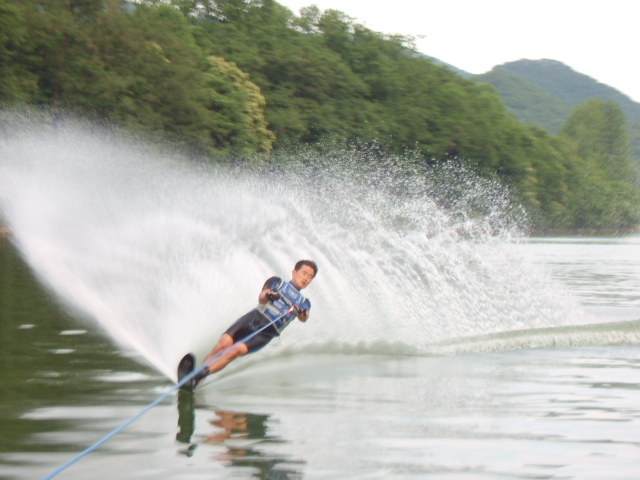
{"left": 1, "top": 115, "right": 639, "bottom": 479}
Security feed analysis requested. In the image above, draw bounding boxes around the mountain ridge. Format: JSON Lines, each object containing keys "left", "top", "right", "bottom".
{"left": 462, "top": 58, "right": 640, "bottom": 158}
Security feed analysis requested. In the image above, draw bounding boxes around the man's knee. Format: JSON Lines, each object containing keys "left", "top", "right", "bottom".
{"left": 230, "top": 342, "right": 249, "bottom": 357}
{"left": 213, "top": 334, "right": 233, "bottom": 352}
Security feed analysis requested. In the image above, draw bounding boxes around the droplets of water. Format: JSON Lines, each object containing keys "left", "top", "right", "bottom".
{"left": 0, "top": 112, "right": 585, "bottom": 378}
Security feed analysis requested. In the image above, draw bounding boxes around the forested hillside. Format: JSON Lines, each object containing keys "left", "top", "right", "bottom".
{"left": 474, "top": 60, "right": 640, "bottom": 162}
{"left": 495, "top": 60, "right": 640, "bottom": 123}
{"left": 473, "top": 68, "right": 572, "bottom": 134}
{"left": 0, "top": 0, "right": 638, "bottom": 230}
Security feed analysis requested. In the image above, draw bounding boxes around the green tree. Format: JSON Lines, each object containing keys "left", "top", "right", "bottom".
{"left": 7, "top": 0, "right": 273, "bottom": 153}
{"left": 562, "top": 98, "right": 634, "bottom": 181}
{"left": 204, "top": 56, "right": 274, "bottom": 152}
{"left": 194, "top": 1, "right": 379, "bottom": 144}
{"left": 0, "top": 0, "right": 38, "bottom": 102}
{"left": 559, "top": 99, "right": 640, "bottom": 228}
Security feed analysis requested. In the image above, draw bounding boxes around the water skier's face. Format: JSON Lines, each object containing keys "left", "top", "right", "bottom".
{"left": 291, "top": 265, "right": 316, "bottom": 290}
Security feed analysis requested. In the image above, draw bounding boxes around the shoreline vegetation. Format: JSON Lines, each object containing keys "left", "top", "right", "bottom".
{"left": 0, "top": 0, "right": 638, "bottom": 230}
{"left": 527, "top": 227, "right": 640, "bottom": 236}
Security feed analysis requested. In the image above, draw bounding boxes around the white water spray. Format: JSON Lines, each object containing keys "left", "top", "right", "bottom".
{"left": 0, "top": 112, "right": 585, "bottom": 379}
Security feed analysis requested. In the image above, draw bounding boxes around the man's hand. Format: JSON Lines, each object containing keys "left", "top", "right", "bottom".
{"left": 266, "top": 290, "right": 280, "bottom": 301}
{"left": 293, "top": 305, "right": 309, "bottom": 321}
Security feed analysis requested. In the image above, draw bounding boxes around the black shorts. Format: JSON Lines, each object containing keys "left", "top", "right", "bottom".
{"left": 224, "top": 310, "right": 278, "bottom": 353}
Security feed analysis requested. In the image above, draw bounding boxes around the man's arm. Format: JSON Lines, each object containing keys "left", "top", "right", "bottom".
{"left": 259, "top": 277, "right": 281, "bottom": 304}
{"left": 297, "top": 309, "right": 309, "bottom": 322}
{"left": 297, "top": 299, "right": 311, "bottom": 322}
{"left": 258, "top": 287, "right": 272, "bottom": 304}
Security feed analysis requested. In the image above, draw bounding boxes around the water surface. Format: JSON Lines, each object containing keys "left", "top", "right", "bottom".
{"left": 1, "top": 115, "right": 639, "bottom": 479}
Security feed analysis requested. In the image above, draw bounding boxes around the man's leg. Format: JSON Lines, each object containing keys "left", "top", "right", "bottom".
{"left": 208, "top": 334, "right": 234, "bottom": 358}
{"left": 202, "top": 334, "right": 249, "bottom": 374}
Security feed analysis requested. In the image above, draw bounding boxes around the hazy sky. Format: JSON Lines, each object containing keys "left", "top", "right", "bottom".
{"left": 278, "top": 0, "right": 640, "bottom": 103}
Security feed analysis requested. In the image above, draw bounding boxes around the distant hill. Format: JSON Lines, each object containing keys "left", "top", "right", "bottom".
{"left": 472, "top": 59, "right": 640, "bottom": 129}
{"left": 469, "top": 59, "right": 640, "bottom": 160}
{"left": 494, "top": 59, "right": 640, "bottom": 122}
{"left": 473, "top": 68, "right": 572, "bottom": 133}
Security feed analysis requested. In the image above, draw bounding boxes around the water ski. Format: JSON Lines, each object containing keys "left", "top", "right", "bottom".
{"left": 177, "top": 353, "right": 196, "bottom": 391}
{"left": 178, "top": 353, "right": 209, "bottom": 391}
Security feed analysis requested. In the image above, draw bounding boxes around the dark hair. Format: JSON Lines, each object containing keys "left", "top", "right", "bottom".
{"left": 295, "top": 259, "right": 318, "bottom": 277}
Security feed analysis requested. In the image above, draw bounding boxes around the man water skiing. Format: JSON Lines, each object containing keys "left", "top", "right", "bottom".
{"left": 180, "top": 260, "right": 318, "bottom": 390}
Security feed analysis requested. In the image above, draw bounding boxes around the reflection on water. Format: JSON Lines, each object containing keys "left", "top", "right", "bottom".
{"left": 176, "top": 390, "right": 196, "bottom": 446}
{"left": 176, "top": 391, "right": 305, "bottom": 479}
{"left": 0, "top": 237, "right": 138, "bottom": 454}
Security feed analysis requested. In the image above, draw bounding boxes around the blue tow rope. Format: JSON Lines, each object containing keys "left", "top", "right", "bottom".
{"left": 41, "top": 307, "right": 297, "bottom": 480}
